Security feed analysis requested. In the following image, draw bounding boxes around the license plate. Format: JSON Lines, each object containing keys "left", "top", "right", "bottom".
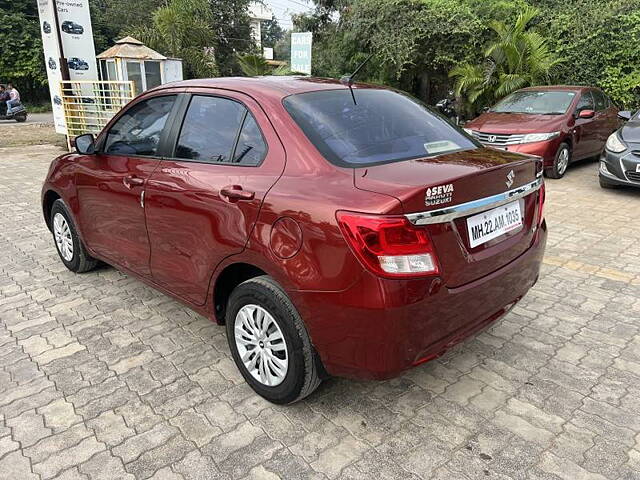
{"left": 467, "top": 201, "right": 523, "bottom": 248}
{"left": 636, "top": 164, "right": 640, "bottom": 173}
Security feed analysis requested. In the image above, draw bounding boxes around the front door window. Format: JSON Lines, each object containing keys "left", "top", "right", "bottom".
{"left": 104, "top": 95, "right": 175, "bottom": 156}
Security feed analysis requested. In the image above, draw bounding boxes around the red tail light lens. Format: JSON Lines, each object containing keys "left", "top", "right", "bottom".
{"left": 537, "top": 182, "right": 545, "bottom": 226}
{"left": 336, "top": 211, "right": 440, "bottom": 278}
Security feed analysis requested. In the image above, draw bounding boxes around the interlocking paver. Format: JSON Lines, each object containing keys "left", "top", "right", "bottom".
{"left": 2, "top": 144, "right": 640, "bottom": 479}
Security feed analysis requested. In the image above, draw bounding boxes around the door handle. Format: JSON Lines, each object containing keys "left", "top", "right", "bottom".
{"left": 124, "top": 175, "right": 144, "bottom": 188}
{"left": 220, "top": 185, "right": 255, "bottom": 201}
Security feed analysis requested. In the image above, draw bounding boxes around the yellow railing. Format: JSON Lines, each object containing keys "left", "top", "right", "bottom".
{"left": 60, "top": 80, "right": 135, "bottom": 137}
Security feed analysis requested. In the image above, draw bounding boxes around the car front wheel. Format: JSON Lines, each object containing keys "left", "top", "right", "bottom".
{"left": 226, "top": 276, "right": 321, "bottom": 404}
{"left": 546, "top": 142, "right": 571, "bottom": 179}
{"left": 50, "top": 199, "right": 98, "bottom": 273}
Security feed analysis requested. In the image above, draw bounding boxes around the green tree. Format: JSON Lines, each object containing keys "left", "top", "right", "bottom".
{"left": 0, "top": 0, "right": 48, "bottom": 101}
{"left": 208, "top": 0, "right": 255, "bottom": 76}
{"left": 295, "top": 0, "right": 484, "bottom": 102}
{"left": 130, "top": 0, "right": 219, "bottom": 78}
{"left": 450, "top": 6, "right": 561, "bottom": 107}
{"left": 542, "top": 0, "right": 640, "bottom": 108}
{"left": 261, "top": 16, "right": 285, "bottom": 49}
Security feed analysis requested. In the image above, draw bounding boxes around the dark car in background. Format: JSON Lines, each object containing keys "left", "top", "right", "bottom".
{"left": 464, "top": 86, "right": 620, "bottom": 179}
{"left": 599, "top": 110, "right": 640, "bottom": 189}
{"left": 61, "top": 21, "right": 84, "bottom": 35}
{"left": 67, "top": 57, "right": 89, "bottom": 71}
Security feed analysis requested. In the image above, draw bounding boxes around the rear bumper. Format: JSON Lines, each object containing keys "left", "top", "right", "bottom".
{"left": 293, "top": 221, "right": 547, "bottom": 380}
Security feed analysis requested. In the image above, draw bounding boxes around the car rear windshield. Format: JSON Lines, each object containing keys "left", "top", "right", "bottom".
{"left": 283, "top": 89, "right": 478, "bottom": 167}
{"left": 491, "top": 90, "right": 576, "bottom": 115}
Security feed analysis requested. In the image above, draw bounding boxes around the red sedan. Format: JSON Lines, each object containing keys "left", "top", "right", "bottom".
{"left": 42, "top": 77, "right": 547, "bottom": 404}
{"left": 464, "top": 86, "right": 620, "bottom": 178}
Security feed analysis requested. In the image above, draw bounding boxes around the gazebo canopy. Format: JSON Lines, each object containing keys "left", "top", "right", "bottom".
{"left": 97, "top": 36, "right": 166, "bottom": 61}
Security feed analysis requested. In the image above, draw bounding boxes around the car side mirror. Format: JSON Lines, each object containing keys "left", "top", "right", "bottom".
{"left": 617, "top": 110, "right": 632, "bottom": 121}
{"left": 74, "top": 133, "right": 95, "bottom": 154}
{"left": 577, "top": 109, "right": 595, "bottom": 119}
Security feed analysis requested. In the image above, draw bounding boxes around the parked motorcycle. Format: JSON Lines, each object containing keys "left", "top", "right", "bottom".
{"left": 435, "top": 91, "right": 461, "bottom": 125}
{"left": 0, "top": 102, "right": 28, "bottom": 122}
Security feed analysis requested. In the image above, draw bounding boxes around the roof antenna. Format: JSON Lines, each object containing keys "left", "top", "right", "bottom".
{"left": 340, "top": 54, "right": 374, "bottom": 105}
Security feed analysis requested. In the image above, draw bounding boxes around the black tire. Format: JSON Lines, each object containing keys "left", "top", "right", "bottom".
{"left": 14, "top": 113, "right": 27, "bottom": 123}
{"left": 599, "top": 176, "right": 618, "bottom": 189}
{"left": 50, "top": 199, "right": 98, "bottom": 273}
{"left": 545, "top": 142, "right": 571, "bottom": 179}
{"left": 226, "top": 275, "right": 321, "bottom": 404}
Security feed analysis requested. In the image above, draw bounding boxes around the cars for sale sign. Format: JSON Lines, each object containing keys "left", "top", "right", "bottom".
{"left": 37, "top": 0, "right": 99, "bottom": 134}
{"left": 291, "top": 32, "right": 312, "bottom": 75}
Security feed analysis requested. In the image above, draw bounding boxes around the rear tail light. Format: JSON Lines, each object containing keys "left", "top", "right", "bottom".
{"left": 537, "top": 181, "right": 546, "bottom": 226}
{"left": 336, "top": 211, "right": 440, "bottom": 278}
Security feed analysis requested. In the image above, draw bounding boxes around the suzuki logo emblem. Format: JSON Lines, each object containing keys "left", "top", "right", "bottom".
{"left": 506, "top": 170, "right": 515, "bottom": 188}
{"left": 488, "top": 135, "right": 497, "bottom": 143}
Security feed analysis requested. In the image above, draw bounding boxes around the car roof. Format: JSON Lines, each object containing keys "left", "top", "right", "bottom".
{"left": 518, "top": 85, "right": 595, "bottom": 93}
{"left": 152, "top": 76, "right": 382, "bottom": 101}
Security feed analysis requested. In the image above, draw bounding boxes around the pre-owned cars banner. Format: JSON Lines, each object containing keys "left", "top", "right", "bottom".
{"left": 37, "top": 0, "right": 99, "bottom": 135}
{"left": 37, "top": 0, "right": 66, "bottom": 134}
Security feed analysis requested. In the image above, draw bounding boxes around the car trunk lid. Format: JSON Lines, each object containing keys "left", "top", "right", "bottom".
{"left": 354, "top": 147, "right": 542, "bottom": 287}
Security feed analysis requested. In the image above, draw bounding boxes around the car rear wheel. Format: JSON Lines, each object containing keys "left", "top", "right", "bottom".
{"left": 546, "top": 143, "right": 571, "bottom": 179}
{"left": 226, "top": 275, "right": 321, "bottom": 404}
{"left": 50, "top": 199, "right": 98, "bottom": 273}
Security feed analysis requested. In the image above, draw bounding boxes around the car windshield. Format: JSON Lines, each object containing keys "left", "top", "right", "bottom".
{"left": 283, "top": 89, "right": 478, "bottom": 167}
{"left": 491, "top": 90, "right": 576, "bottom": 115}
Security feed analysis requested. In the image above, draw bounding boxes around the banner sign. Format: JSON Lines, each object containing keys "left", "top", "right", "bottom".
{"left": 37, "top": 0, "right": 65, "bottom": 133}
{"left": 37, "top": 0, "right": 99, "bottom": 134}
{"left": 291, "top": 32, "right": 312, "bottom": 75}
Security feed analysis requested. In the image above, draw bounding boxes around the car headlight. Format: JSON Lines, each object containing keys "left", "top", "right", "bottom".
{"left": 605, "top": 132, "right": 626, "bottom": 153}
{"left": 463, "top": 128, "right": 474, "bottom": 135}
{"left": 521, "top": 132, "right": 560, "bottom": 143}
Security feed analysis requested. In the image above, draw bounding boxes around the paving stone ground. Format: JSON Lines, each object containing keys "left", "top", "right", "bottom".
{"left": 1, "top": 144, "right": 640, "bottom": 480}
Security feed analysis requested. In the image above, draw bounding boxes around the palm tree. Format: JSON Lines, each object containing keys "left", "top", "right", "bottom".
{"left": 236, "top": 54, "right": 271, "bottom": 76}
{"left": 236, "top": 54, "right": 297, "bottom": 77}
{"left": 450, "top": 7, "right": 561, "bottom": 108}
{"left": 131, "top": 0, "right": 218, "bottom": 78}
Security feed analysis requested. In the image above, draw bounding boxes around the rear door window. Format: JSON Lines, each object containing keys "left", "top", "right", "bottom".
{"left": 283, "top": 89, "right": 478, "bottom": 167}
{"left": 175, "top": 95, "right": 246, "bottom": 163}
{"left": 232, "top": 113, "right": 267, "bottom": 166}
{"left": 104, "top": 95, "right": 175, "bottom": 156}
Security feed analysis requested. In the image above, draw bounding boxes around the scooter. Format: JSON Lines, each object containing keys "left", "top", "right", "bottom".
{"left": 0, "top": 102, "right": 28, "bottom": 122}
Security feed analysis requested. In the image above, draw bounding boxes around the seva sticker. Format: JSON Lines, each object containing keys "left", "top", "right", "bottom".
{"left": 425, "top": 183, "right": 454, "bottom": 206}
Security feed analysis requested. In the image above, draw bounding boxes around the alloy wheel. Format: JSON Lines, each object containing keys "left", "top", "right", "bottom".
{"left": 557, "top": 148, "right": 569, "bottom": 175}
{"left": 234, "top": 304, "right": 288, "bottom": 386}
{"left": 53, "top": 213, "right": 74, "bottom": 261}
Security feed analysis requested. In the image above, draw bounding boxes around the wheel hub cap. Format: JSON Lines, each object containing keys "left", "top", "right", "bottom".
{"left": 558, "top": 149, "right": 569, "bottom": 174}
{"left": 53, "top": 213, "right": 73, "bottom": 261}
{"left": 234, "top": 304, "right": 288, "bottom": 387}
